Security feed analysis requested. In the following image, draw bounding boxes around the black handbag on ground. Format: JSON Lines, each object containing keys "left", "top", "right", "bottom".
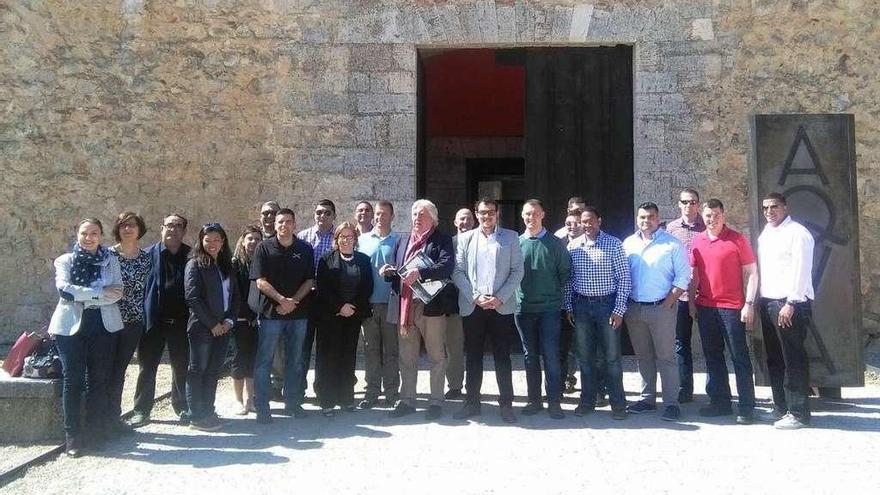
{"left": 22, "top": 337, "right": 63, "bottom": 379}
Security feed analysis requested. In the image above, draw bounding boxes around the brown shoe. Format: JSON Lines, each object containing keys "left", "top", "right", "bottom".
{"left": 500, "top": 405, "right": 517, "bottom": 424}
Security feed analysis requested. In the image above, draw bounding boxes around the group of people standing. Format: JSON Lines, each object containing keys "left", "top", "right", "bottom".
{"left": 46, "top": 189, "right": 816, "bottom": 458}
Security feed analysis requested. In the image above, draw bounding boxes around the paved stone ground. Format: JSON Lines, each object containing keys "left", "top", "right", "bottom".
{"left": 3, "top": 356, "right": 880, "bottom": 495}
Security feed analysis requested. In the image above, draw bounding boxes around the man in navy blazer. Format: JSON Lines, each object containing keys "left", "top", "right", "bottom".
{"left": 130, "top": 214, "right": 192, "bottom": 427}
{"left": 382, "top": 199, "right": 456, "bottom": 420}
{"left": 452, "top": 199, "right": 524, "bottom": 423}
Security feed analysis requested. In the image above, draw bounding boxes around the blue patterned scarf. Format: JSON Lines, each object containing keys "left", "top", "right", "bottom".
{"left": 70, "top": 243, "right": 108, "bottom": 288}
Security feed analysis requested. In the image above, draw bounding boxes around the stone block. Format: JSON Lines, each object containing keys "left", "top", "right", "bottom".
{"left": 495, "top": 4, "right": 517, "bottom": 43}
{"left": 439, "top": 4, "right": 466, "bottom": 43}
{"left": 388, "top": 114, "right": 416, "bottom": 148}
{"left": 690, "top": 18, "right": 715, "bottom": 41}
{"left": 355, "top": 116, "right": 388, "bottom": 147}
{"left": 637, "top": 93, "right": 688, "bottom": 116}
{"left": 515, "top": 2, "right": 534, "bottom": 42}
{"left": 569, "top": 4, "right": 594, "bottom": 41}
{"left": 350, "top": 44, "right": 395, "bottom": 72}
{"left": 635, "top": 71, "right": 678, "bottom": 93}
{"left": 387, "top": 71, "right": 416, "bottom": 94}
{"left": 349, "top": 72, "right": 370, "bottom": 93}
{"left": 356, "top": 94, "right": 415, "bottom": 115}
{"left": 392, "top": 45, "right": 416, "bottom": 72}
{"left": 550, "top": 6, "right": 573, "bottom": 41}
{"left": 475, "top": 1, "right": 499, "bottom": 43}
{"left": 0, "top": 375, "right": 63, "bottom": 443}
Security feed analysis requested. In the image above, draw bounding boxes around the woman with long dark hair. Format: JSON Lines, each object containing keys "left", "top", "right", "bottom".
{"left": 315, "top": 222, "right": 373, "bottom": 416}
{"left": 183, "top": 223, "right": 239, "bottom": 431}
{"left": 230, "top": 225, "right": 262, "bottom": 414}
{"left": 49, "top": 218, "right": 124, "bottom": 457}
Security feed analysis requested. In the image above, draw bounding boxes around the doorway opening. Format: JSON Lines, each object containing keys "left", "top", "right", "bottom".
{"left": 417, "top": 46, "right": 634, "bottom": 238}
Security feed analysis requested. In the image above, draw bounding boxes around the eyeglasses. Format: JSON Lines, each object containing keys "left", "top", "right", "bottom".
{"left": 762, "top": 204, "right": 782, "bottom": 211}
{"left": 315, "top": 210, "right": 334, "bottom": 216}
{"left": 679, "top": 200, "right": 698, "bottom": 205}
{"left": 203, "top": 223, "right": 222, "bottom": 230}
{"left": 476, "top": 209, "right": 497, "bottom": 216}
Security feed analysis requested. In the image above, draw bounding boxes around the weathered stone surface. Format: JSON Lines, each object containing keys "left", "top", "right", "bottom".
{"left": 0, "top": 0, "right": 878, "bottom": 342}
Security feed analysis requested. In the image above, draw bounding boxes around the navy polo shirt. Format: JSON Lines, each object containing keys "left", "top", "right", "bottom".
{"left": 250, "top": 236, "right": 315, "bottom": 320}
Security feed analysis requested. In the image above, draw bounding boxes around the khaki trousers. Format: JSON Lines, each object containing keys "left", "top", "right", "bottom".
{"left": 398, "top": 300, "right": 447, "bottom": 407}
{"left": 624, "top": 303, "right": 680, "bottom": 407}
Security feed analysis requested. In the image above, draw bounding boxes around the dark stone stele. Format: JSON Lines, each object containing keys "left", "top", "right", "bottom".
{"left": 749, "top": 113, "right": 863, "bottom": 387}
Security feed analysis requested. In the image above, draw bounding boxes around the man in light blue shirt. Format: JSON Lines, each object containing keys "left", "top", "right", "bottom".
{"left": 622, "top": 202, "right": 691, "bottom": 421}
{"left": 356, "top": 200, "right": 400, "bottom": 409}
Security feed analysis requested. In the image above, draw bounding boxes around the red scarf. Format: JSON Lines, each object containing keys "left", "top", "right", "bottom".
{"left": 399, "top": 227, "right": 434, "bottom": 330}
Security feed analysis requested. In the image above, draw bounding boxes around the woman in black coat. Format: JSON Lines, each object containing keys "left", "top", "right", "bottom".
{"left": 183, "top": 223, "right": 239, "bottom": 431}
{"left": 315, "top": 222, "right": 373, "bottom": 415}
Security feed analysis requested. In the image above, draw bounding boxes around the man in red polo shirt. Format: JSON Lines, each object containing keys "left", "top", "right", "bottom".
{"left": 689, "top": 198, "right": 759, "bottom": 424}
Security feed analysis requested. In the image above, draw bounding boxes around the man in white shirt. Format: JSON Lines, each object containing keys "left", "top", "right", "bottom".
{"left": 757, "top": 192, "right": 815, "bottom": 430}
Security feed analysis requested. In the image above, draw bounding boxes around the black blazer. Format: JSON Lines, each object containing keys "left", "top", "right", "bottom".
{"left": 315, "top": 250, "right": 374, "bottom": 321}
{"left": 184, "top": 259, "right": 239, "bottom": 335}
{"left": 144, "top": 241, "right": 191, "bottom": 332}
{"left": 387, "top": 229, "right": 457, "bottom": 317}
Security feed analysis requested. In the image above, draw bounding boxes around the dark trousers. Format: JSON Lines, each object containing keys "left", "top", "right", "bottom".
{"left": 463, "top": 307, "right": 514, "bottom": 407}
{"left": 186, "top": 329, "right": 230, "bottom": 421}
{"left": 697, "top": 305, "right": 756, "bottom": 414}
{"left": 231, "top": 320, "right": 257, "bottom": 379}
{"left": 315, "top": 316, "right": 362, "bottom": 409}
{"left": 560, "top": 312, "right": 574, "bottom": 376}
{"left": 572, "top": 295, "right": 626, "bottom": 411}
{"left": 108, "top": 321, "right": 144, "bottom": 419}
{"left": 675, "top": 300, "right": 695, "bottom": 397}
{"left": 514, "top": 311, "right": 562, "bottom": 405}
{"left": 759, "top": 299, "right": 812, "bottom": 422}
{"left": 55, "top": 309, "right": 117, "bottom": 437}
{"left": 298, "top": 319, "right": 317, "bottom": 399}
{"left": 133, "top": 317, "right": 189, "bottom": 416}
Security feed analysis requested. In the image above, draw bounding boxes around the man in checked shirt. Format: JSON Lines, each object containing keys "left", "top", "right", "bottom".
{"left": 564, "top": 206, "right": 632, "bottom": 420}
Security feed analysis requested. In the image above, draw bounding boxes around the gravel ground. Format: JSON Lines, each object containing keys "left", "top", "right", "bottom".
{"left": 2, "top": 354, "right": 879, "bottom": 495}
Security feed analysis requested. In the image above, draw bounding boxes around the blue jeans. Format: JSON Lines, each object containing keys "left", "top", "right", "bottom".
{"left": 697, "top": 305, "right": 756, "bottom": 414}
{"left": 254, "top": 318, "right": 307, "bottom": 415}
{"left": 55, "top": 308, "right": 117, "bottom": 437}
{"left": 514, "top": 311, "right": 562, "bottom": 404}
{"left": 572, "top": 294, "right": 626, "bottom": 410}
{"left": 186, "top": 328, "right": 231, "bottom": 421}
{"left": 675, "top": 300, "right": 695, "bottom": 397}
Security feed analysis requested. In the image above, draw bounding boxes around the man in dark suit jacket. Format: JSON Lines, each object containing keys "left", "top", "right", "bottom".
{"left": 129, "top": 214, "right": 192, "bottom": 427}
{"left": 381, "top": 199, "right": 456, "bottom": 421}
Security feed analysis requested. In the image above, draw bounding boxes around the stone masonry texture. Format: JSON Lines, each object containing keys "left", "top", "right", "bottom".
{"left": 0, "top": 1, "right": 878, "bottom": 342}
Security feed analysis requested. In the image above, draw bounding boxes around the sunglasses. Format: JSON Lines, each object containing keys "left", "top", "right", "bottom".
{"left": 203, "top": 223, "right": 223, "bottom": 230}
{"left": 762, "top": 204, "right": 782, "bottom": 211}
{"left": 260, "top": 210, "right": 278, "bottom": 216}
{"left": 679, "top": 200, "right": 699, "bottom": 205}
{"left": 315, "top": 210, "right": 334, "bottom": 216}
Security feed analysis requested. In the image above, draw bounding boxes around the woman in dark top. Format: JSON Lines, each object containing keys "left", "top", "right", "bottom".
{"left": 183, "top": 223, "right": 239, "bottom": 431}
{"left": 315, "top": 222, "right": 373, "bottom": 416}
{"left": 230, "top": 225, "right": 262, "bottom": 415}
{"left": 108, "top": 212, "right": 151, "bottom": 433}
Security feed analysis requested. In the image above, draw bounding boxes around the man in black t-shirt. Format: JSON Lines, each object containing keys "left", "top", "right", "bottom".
{"left": 250, "top": 208, "right": 315, "bottom": 424}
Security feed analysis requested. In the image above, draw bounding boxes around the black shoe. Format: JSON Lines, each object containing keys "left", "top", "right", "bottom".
{"left": 383, "top": 396, "right": 399, "bottom": 408}
{"left": 283, "top": 405, "right": 308, "bottom": 418}
{"left": 611, "top": 409, "right": 628, "bottom": 420}
{"left": 736, "top": 413, "right": 755, "bottom": 425}
{"left": 425, "top": 405, "right": 442, "bottom": 420}
{"left": 388, "top": 402, "right": 416, "bottom": 418}
{"left": 444, "top": 389, "right": 463, "bottom": 400}
{"left": 127, "top": 411, "right": 150, "bottom": 428}
{"left": 499, "top": 406, "right": 517, "bottom": 424}
{"left": 521, "top": 402, "right": 543, "bottom": 416}
{"left": 359, "top": 398, "right": 378, "bottom": 410}
{"left": 190, "top": 416, "right": 223, "bottom": 432}
{"left": 699, "top": 403, "right": 733, "bottom": 417}
{"left": 678, "top": 391, "right": 694, "bottom": 404}
{"left": 256, "top": 413, "right": 273, "bottom": 424}
{"left": 343, "top": 404, "right": 357, "bottom": 413}
{"left": 574, "top": 404, "right": 594, "bottom": 417}
{"left": 452, "top": 403, "right": 481, "bottom": 420}
{"left": 626, "top": 401, "right": 657, "bottom": 414}
{"left": 595, "top": 395, "right": 610, "bottom": 408}
{"left": 270, "top": 388, "right": 284, "bottom": 402}
{"left": 65, "top": 436, "right": 82, "bottom": 458}
{"left": 661, "top": 405, "right": 681, "bottom": 422}
{"left": 178, "top": 412, "right": 191, "bottom": 426}
{"left": 548, "top": 404, "right": 565, "bottom": 420}
{"left": 564, "top": 374, "right": 577, "bottom": 394}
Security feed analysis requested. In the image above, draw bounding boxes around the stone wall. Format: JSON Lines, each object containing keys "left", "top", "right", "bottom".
{"left": 1, "top": 0, "right": 878, "bottom": 342}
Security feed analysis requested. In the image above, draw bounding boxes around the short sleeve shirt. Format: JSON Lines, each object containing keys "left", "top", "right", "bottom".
{"left": 690, "top": 227, "right": 756, "bottom": 309}
{"left": 250, "top": 236, "right": 315, "bottom": 319}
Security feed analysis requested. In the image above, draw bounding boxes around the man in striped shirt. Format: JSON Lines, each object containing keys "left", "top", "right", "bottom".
{"left": 564, "top": 206, "right": 631, "bottom": 419}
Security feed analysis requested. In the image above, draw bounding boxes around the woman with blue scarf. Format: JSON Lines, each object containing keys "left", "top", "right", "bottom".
{"left": 48, "top": 218, "right": 124, "bottom": 457}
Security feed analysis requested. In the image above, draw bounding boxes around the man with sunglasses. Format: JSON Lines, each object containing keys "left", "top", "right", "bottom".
{"left": 259, "top": 201, "right": 280, "bottom": 239}
{"left": 757, "top": 192, "right": 815, "bottom": 429}
{"left": 664, "top": 188, "right": 705, "bottom": 404}
{"left": 297, "top": 199, "right": 337, "bottom": 403}
{"left": 130, "top": 214, "right": 191, "bottom": 427}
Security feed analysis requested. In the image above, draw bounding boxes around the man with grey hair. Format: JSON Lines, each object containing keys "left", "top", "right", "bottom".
{"left": 259, "top": 201, "right": 281, "bottom": 239}
{"left": 380, "top": 199, "right": 456, "bottom": 420}
{"left": 445, "top": 207, "right": 475, "bottom": 399}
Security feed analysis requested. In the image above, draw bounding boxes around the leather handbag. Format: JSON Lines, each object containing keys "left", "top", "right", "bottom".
{"left": 2, "top": 331, "right": 43, "bottom": 377}
{"left": 22, "top": 337, "right": 63, "bottom": 379}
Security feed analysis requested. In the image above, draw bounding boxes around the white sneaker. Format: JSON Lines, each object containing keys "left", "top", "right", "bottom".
{"left": 774, "top": 412, "right": 808, "bottom": 430}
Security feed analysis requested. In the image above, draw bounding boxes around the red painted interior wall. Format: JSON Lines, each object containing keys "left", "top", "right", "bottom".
{"left": 423, "top": 49, "right": 524, "bottom": 137}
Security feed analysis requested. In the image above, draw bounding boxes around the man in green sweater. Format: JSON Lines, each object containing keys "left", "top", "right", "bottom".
{"left": 515, "top": 199, "right": 572, "bottom": 419}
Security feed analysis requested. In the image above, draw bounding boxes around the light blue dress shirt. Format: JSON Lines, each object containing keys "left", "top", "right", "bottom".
{"left": 357, "top": 230, "right": 400, "bottom": 304}
{"left": 621, "top": 228, "right": 691, "bottom": 303}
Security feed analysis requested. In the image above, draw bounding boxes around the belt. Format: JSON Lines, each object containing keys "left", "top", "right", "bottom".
{"left": 629, "top": 298, "right": 666, "bottom": 306}
{"left": 575, "top": 293, "right": 616, "bottom": 302}
{"left": 160, "top": 318, "right": 182, "bottom": 324}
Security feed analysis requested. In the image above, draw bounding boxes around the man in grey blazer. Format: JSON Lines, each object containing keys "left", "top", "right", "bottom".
{"left": 452, "top": 199, "right": 524, "bottom": 423}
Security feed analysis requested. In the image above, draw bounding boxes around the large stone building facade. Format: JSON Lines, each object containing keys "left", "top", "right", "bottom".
{"left": 1, "top": 0, "right": 878, "bottom": 343}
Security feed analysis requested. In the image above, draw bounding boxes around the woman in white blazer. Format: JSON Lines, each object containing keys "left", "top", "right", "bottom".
{"left": 48, "top": 218, "right": 124, "bottom": 457}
